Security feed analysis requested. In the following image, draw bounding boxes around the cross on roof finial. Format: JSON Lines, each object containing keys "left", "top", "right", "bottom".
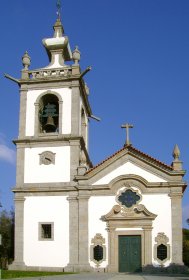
{"left": 56, "top": 0, "right": 62, "bottom": 19}
{"left": 121, "top": 123, "right": 134, "bottom": 146}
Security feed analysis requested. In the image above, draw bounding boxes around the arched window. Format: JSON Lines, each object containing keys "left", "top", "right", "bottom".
{"left": 38, "top": 94, "right": 59, "bottom": 133}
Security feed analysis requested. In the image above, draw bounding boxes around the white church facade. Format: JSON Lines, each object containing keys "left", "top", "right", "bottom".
{"left": 7, "top": 14, "right": 187, "bottom": 273}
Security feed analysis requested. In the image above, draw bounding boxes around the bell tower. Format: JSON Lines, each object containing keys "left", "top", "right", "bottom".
{"left": 17, "top": 17, "right": 93, "bottom": 183}
{"left": 7, "top": 16, "right": 93, "bottom": 270}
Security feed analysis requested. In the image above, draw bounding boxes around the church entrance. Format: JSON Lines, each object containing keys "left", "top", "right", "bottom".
{"left": 118, "top": 235, "right": 141, "bottom": 272}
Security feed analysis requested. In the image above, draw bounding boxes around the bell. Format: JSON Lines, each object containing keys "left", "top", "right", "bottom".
{"left": 44, "top": 115, "right": 56, "bottom": 132}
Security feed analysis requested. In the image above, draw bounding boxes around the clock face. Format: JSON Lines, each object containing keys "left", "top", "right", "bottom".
{"left": 44, "top": 156, "right": 52, "bottom": 165}
{"left": 39, "top": 151, "right": 56, "bottom": 165}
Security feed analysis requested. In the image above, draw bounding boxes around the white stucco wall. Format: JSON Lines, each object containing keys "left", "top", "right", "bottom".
{"left": 88, "top": 192, "right": 172, "bottom": 268}
{"left": 93, "top": 161, "right": 166, "bottom": 185}
{"left": 25, "top": 88, "right": 72, "bottom": 136}
{"left": 24, "top": 196, "right": 69, "bottom": 267}
{"left": 88, "top": 196, "right": 115, "bottom": 268}
{"left": 24, "top": 146, "right": 70, "bottom": 183}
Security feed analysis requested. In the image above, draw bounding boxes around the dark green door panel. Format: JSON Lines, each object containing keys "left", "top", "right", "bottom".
{"left": 118, "top": 235, "right": 141, "bottom": 272}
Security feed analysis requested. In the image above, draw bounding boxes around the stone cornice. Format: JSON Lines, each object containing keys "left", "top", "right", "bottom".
{"left": 75, "top": 174, "right": 187, "bottom": 193}
{"left": 12, "top": 186, "right": 78, "bottom": 194}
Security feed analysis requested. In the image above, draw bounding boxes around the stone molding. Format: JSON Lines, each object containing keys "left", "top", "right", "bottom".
{"left": 102, "top": 204, "right": 157, "bottom": 222}
{"left": 82, "top": 149, "right": 186, "bottom": 185}
{"left": 116, "top": 184, "right": 142, "bottom": 210}
{"left": 101, "top": 201, "right": 156, "bottom": 272}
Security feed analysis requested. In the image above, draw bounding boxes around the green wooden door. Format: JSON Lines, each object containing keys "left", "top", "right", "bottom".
{"left": 118, "top": 235, "right": 141, "bottom": 272}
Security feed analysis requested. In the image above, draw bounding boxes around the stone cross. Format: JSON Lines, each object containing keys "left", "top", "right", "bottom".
{"left": 121, "top": 123, "right": 134, "bottom": 146}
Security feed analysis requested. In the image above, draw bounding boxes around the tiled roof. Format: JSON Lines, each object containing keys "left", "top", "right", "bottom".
{"left": 86, "top": 144, "right": 173, "bottom": 174}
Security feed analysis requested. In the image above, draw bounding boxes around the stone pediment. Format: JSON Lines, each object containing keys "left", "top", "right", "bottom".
{"left": 101, "top": 204, "right": 157, "bottom": 221}
{"left": 81, "top": 145, "right": 186, "bottom": 186}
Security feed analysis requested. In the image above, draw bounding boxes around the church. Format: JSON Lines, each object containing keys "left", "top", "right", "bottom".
{"left": 7, "top": 9, "right": 187, "bottom": 273}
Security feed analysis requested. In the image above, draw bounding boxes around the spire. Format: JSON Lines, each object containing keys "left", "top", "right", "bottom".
{"left": 172, "top": 144, "right": 183, "bottom": 171}
{"left": 53, "top": 18, "right": 64, "bottom": 38}
{"left": 42, "top": 17, "right": 72, "bottom": 67}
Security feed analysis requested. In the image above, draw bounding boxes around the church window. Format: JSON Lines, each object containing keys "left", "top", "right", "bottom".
{"left": 90, "top": 233, "right": 106, "bottom": 266}
{"left": 93, "top": 245, "right": 103, "bottom": 262}
{"left": 118, "top": 188, "right": 140, "bottom": 208}
{"left": 154, "top": 232, "right": 170, "bottom": 264}
{"left": 157, "top": 244, "right": 167, "bottom": 261}
{"left": 39, "top": 94, "right": 59, "bottom": 133}
{"left": 39, "top": 223, "right": 54, "bottom": 241}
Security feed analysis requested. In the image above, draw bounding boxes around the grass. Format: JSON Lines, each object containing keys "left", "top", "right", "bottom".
{"left": 1, "top": 270, "right": 75, "bottom": 279}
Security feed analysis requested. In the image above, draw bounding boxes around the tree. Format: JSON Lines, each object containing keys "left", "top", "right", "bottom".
{"left": 183, "top": 228, "right": 189, "bottom": 267}
{"left": 0, "top": 209, "right": 14, "bottom": 268}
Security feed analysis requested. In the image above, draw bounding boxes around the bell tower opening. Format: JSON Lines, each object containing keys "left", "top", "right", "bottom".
{"left": 39, "top": 94, "right": 59, "bottom": 133}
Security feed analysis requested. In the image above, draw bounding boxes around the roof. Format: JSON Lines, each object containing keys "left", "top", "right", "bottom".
{"left": 86, "top": 144, "right": 173, "bottom": 174}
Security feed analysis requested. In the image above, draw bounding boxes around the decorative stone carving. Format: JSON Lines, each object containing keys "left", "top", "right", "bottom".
{"left": 101, "top": 204, "right": 157, "bottom": 221}
{"left": 30, "top": 68, "right": 72, "bottom": 80}
{"left": 116, "top": 185, "right": 141, "bottom": 210}
{"left": 154, "top": 232, "right": 170, "bottom": 265}
{"left": 39, "top": 151, "right": 56, "bottom": 165}
{"left": 90, "top": 233, "right": 106, "bottom": 266}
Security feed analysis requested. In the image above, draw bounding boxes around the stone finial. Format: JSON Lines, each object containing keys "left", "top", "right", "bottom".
{"left": 53, "top": 18, "right": 64, "bottom": 37}
{"left": 22, "top": 51, "right": 31, "bottom": 70}
{"left": 172, "top": 144, "right": 182, "bottom": 171}
{"left": 72, "top": 46, "right": 81, "bottom": 65}
{"left": 172, "top": 144, "right": 180, "bottom": 160}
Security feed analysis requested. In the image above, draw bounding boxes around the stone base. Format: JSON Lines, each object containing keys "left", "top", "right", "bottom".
{"left": 65, "top": 264, "right": 93, "bottom": 272}
{"left": 9, "top": 262, "right": 65, "bottom": 272}
{"left": 142, "top": 263, "right": 189, "bottom": 274}
{"left": 9, "top": 261, "right": 26, "bottom": 271}
{"left": 93, "top": 266, "right": 108, "bottom": 273}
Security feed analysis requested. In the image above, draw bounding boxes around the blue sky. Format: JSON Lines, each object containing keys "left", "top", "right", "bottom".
{"left": 0, "top": 0, "right": 189, "bottom": 227}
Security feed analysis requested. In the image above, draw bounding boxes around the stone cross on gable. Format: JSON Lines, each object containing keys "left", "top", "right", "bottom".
{"left": 121, "top": 123, "right": 134, "bottom": 146}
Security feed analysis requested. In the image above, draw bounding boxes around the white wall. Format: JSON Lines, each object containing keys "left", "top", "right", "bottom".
{"left": 88, "top": 196, "right": 115, "bottom": 268}
{"left": 93, "top": 161, "right": 166, "bottom": 185}
{"left": 88, "top": 191, "right": 172, "bottom": 268}
{"left": 24, "top": 196, "right": 69, "bottom": 267}
{"left": 24, "top": 146, "right": 70, "bottom": 183}
{"left": 25, "top": 88, "right": 72, "bottom": 136}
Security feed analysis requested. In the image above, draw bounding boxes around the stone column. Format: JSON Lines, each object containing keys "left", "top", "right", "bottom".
{"left": 143, "top": 226, "right": 152, "bottom": 265}
{"left": 18, "top": 88, "right": 27, "bottom": 138}
{"left": 66, "top": 196, "right": 79, "bottom": 272}
{"left": 78, "top": 194, "right": 91, "bottom": 271}
{"left": 9, "top": 196, "right": 25, "bottom": 269}
{"left": 107, "top": 226, "right": 116, "bottom": 272}
{"left": 169, "top": 190, "right": 183, "bottom": 264}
